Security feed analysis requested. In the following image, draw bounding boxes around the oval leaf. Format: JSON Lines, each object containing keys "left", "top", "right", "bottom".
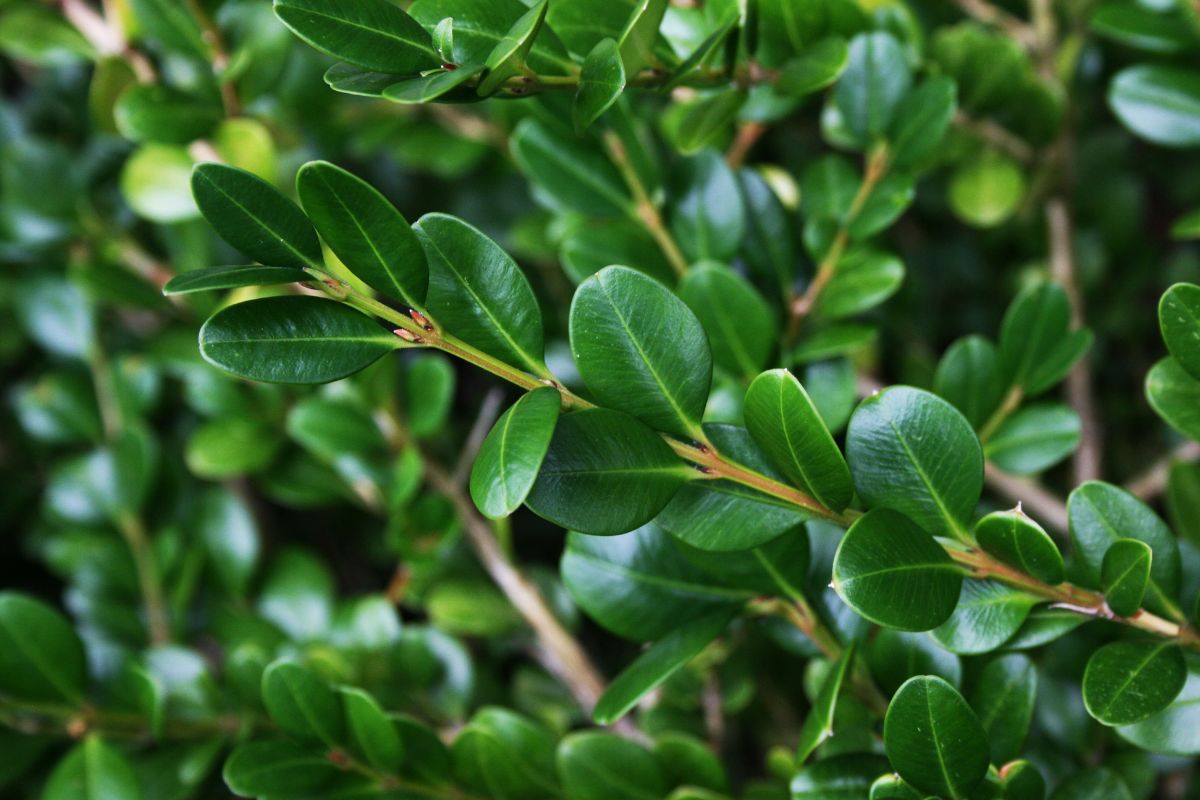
{"left": 0, "top": 593, "right": 87, "bottom": 703}
{"left": 679, "top": 262, "right": 776, "bottom": 379}
{"left": 163, "top": 264, "right": 309, "bottom": 295}
{"left": 969, "top": 653, "right": 1037, "bottom": 764}
{"left": 1102, "top": 539, "right": 1152, "bottom": 617}
{"left": 796, "top": 642, "right": 857, "bottom": 765}
{"left": 261, "top": 660, "right": 344, "bottom": 745}
{"left": 931, "top": 579, "right": 1039, "bottom": 655}
{"left": 974, "top": 508, "right": 1065, "bottom": 585}
{"left": 274, "top": 0, "right": 439, "bottom": 74}
{"left": 470, "top": 387, "right": 561, "bottom": 520}
{"left": 1083, "top": 640, "right": 1186, "bottom": 725}
{"left": 883, "top": 676, "right": 990, "bottom": 799}
{"left": 574, "top": 38, "right": 626, "bottom": 133}
{"left": 1159, "top": 282, "right": 1200, "bottom": 381}
{"left": 1147, "top": 356, "right": 1200, "bottom": 441}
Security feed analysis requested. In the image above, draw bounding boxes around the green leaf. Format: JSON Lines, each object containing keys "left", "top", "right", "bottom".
{"left": 670, "top": 150, "right": 746, "bottom": 264}
{"left": 999, "top": 282, "right": 1093, "bottom": 395}
{"left": 1083, "top": 641, "right": 1187, "bottom": 725}
{"left": 192, "top": 163, "right": 323, "bottom": 269}
{"left": 200, "top": 296, "right": 400, "bottom": 384}
{"left": 832, "top": 508, "right": 963, "bottom": 632}
{"left": 186, "top": 417, "right": 282, "bottom": 478}
{"left": 223, "top": 740, "right": 337, "bottom": 797}
{"left": 288, "top": 396, "right": 385, "bottom": 461}
{"left": 593, "top": 609, "right": 733, "bottom": 724}
{"left": 796, "top": 642, "right": 857, "bottom": 764}
{"left": 129, "top": 0, "right": 208, "bottom": 60}
{"left": 737, "top": 168, "right": 798, "bottom": 294}
{"left": 1068, "top": 481, "right": 1181, "bottom": 615}
{"left": 414, "top": 212, "right": 546, "bottom": 373}
{"left": 1102, "top": 540, "right": 1153, "bottom": 618}
{"left": 341, "top": 687, "right": 404, "bottom": 771}
{"left": 273, "top": 0, "right": 439, "bottom": 74}
{"left": 526, "top": 409, "right": 690, "bottom": 535}
{"left": 1004, "top": 607, "right": 1088, "bottom": 650}
{"left": 1158, "top": 283, "right": 1200, "bottom": 381}
{"left": 970, "top": 653, "right": 1037, "bottom": 764}
{"left": 679, "top": 263, "right": 775, "bottom": 379}
{"left": 884, "top": 676, "right": 990, "bottom": 799}
{"left": 383, "top": 63, "right": 485, "bottom": 104}
{"left": 1167, "top": 461, "right": 1200, "bottom": 544}
{"left": 1050, "top": 769, "right": 1133, "bottom": 800}
{"left": 114, "top": 85, "right": 222, "bottom": 145}
{"left": 998, "top": 760, "right": 1045, "bottom": 799}
{"left": 934, "top": 336, "right": 1005, "bottom": 430}
{"left": 570, "top": 266, "right": 712, "bottom": 439}
{"left": 558, "top": 731, "right": 667, "bottom": 800}
{"left": 560, "top": 219, "right": 675, "bottom": 286}
{"left": 931, "top": 580, "right": 1039, "bottom": 655}
{"left": 1117, "top": 659, "right": 1200, "bottom": 755}
{"left": 470, "top": 387, "right": 561, "bottom": 520}
{"left": 985, "top": 404, "right": 1081, "bottom": 475}
{"left": 0, "top": 593, "right": 87, "bottom": 703}
{"left": 405, "top": 353, "right": 456, "bottom": 438}
{"left": 804, "top": 358, "right": 857, "bottom": 435}
{"left": 778, "top": 37, "right": 849, "bottom": 97}
{"left": 453, "top": 708, "right": 559, "bottom": 798}
{"left": 1147, "top": 356, "right": 1200, "bottom": 441}
{"left": 560, "top": 524, "right": 752, "bottom": 640}
{"left": 888, "top": 76, "right": 957, "bottom": 169}
{"left": 296, "top": 161, "right": 428, "bottom": 309}
{"left": 655, "top": 424, "right": 813, "bottom": 552}
{"left": 120, "top": 144, "right": 198, "bottom": 224}
{"left": 1090, "top": 3, "right": 1197, "bottom": 53}
{"left": 869, "top": 774, "right": 923, "bottom": 799}
{"left": 868, "top": 629, "right": 962, "bottom": 696}
{"left": 744, "top": 368, "right": 853, "bottom": 511}
{"left": 477, "top": 0, "right": 548, "bottom": 96}
{"left": 261, "top": 660, "right": 344, "bottom": 745}
{"left": 846, "top": 386, "right": 983, "bottom": 541}
{"left": 618, "top": 0, "right": 670, "bottom": 75}
{"left": 833, "top": 32, "right": 912, "bottom": 147}
{"left": 792, "top": 755, "right": 891, "bottom": 799}
{"left": 410, "top": 0, "right": 574, "bottom": 74}
{"left": 974, "top": 508, "right": 1065, "bottom": 585}
{"left": 654, "top": 733, "right": 729, "bottom": 794}
{"left": 664, "top": 15, "right": 737, "bottom": 92}
{"left": 511, "top": 118, "right": 631, "bottom": 217}
{"left": 817, "top": 247, "right": 905, "bottom": 319}
{"left": 575, "top": 38, "right": 626, "bottom": 133}
{"left": 194, "top": 487, "right": 259, "bottom": 595}
{"left": 847, "top": 172, "right": 915, "bottom": 240}
{"left": 43, "top": 735, "right": 140, "bottom": 800}
{"left": 257, "top": 549, "right": 334, "bottom": 639}
{"left": 949, "top": 151, "right": 1026, "bottom": 228}
{"left": 1109, "top": 65, "right": 1200, "bottom": 148}
{"left": 163, "top": 264, "right": 308, "bottom": 295}
{"left": 675, "top": 90, "right": 749, "bottom": 155}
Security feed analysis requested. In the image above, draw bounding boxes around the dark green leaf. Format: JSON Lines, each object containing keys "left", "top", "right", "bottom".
{"left": 477, "top": 0, "right": 548, "bottom": 96}
{"left": 778, "top": 37, "right": 848, "bottom": 97}
{"left": 1147, "top": 356, "right": 1200, "bottom": 441}
{"left": 1109, "top": 65, "right": 1200, "bottom": 148}
{"left": 511, "top": 118, "right": 631, "bottom": 217}
{"left": 1117, "top": 658, "right": 1200, "bottom": 755}
{"left": 1050, "top": 769, "right": 1133, "bottom": 800}
{"left": 974, "top": 508, "right": 1065, "bottom": 585}
{"left": 192, "top": 163, "right": 324, "bottom": 269}
{"left": 405, "top": 353, "right": 456, "bottom": 439}
{"left": 1083, "top": 641, "right": 1186, "bottom": 725}
{"left": 575, "top": 38, "right": 626, "bottom": 133}
{"left": 114, "top": 85, "right": 221, "bottom": 145}
{"left": 888, "top": 76, "right": 957, "bottom": 169}
{"left": 297, "top": 161, "right": 428, "bottom": 309}
{"left": 970, "top": 654, "right": 1037, "bottom": 764}
{"left": 934, "top": 336, "right": 1005, "bottom": 430}
{"left": 931, "top": 580, "right": 1039, "bottom": 654}
{"left": 341, "top": 687, "right": 404, "bottom": 771}
{"left": 453, "top": 707, "right": 559, "bottom": 798}
{"left": 669, "top": 150, "right": 745, "bottom": 264}
{"left": 1102, "top": 540, "right": 1153, "bottom": 617}
{"left": 163, "top": 265, "right": 309, "bottom": 295}
{"left": 1158, "top": 283, "right": 1200, "bottom": 381}
{"left": 200, "top": 296, "right": 400, "bottom": 384}
{"left": 324, "top": 63, "right": 399, "bottom": 97}
{"left": 223, "top": 740, "right": 337, "bottom": 797}
{"left": 832, "top": 508, "right": 963, "bottom": 631}
{"left": 261, "top": 660, "right": 344, "bottom": 745}
{"left": 129, "top": 0, "right": 207, "bottom": 59}
{"left": 470, "top": 387, "right": 561, "bottom": 519}
{"left": 593, "top": 609, "right": 733, "bottom": 724}
{"left": 415, "top": 212, "right": 546, "bottom": 374}
{"left": 382, "top": 64, "right": 484, "bottom": 104}
{"left": 43, "top": 735, "right": 140, "bottom": 800}
{"left": 817, "top": 247, "right": 904, "bottom": 319}
{"left": 679, "top": 263, "right": 775, "bottom": 379}
{"left": 618, "top": 0, "right": 669, "bottom": 74}
{"left": 273, "top": 0, "right": 439, "bottom": 74}
{"left": 985, "top": 404, "right": 1081, "bottom": 475}
{"left": 558, "top": 731, "right": 667, "bottom": 800}
{"left": 737, "top": 168, "right": 798, "bottom": 294}
{"left": 833, "top": 32, "right": 911, "bottom": 146}
{"left": 1004, "top": 607, "right": 1089, "bottom": 650}
{"left": 998, "top": 760, "right": 1045, "bottom": 800}
{"left": 0, "top": 593, "right": 87, "bottom": 703}
{"left": 884, "top": 675, "right": 989, "bottom": 799}
{"left": 1090, "top": 3, "right": 1197, "bottom": 54}
{"left": 998, "top": 282, "right": 1093, "bottom": 395}
{"left": 796, "top": 642, "right": 857, "bottom": 764}
{"left": 1167, "top": 461, "right": 1200, "bottom": 544}
{"left": 846, "top": 386, "right": 983, "bottom": 540}
{"left": 526, "top": 409, "right": 690, "bottom": 535}
{"left": 791, "top": 754, "right": 891, "bottom": 800}
{"left": 868, "top": 629, "right": 962, "bottom": 695}
{"left": 847, "top": 172, "right": 914, "bottom": 240}
{"left": 570, "top": 266, "right": 712, "bottom": 439}
{"left": 675, "top": 90, "right": 748, "bottom": 155}
{"left": 409, "top": 0, "right": 574, "bottom": 74}
{"left": 744, "top": 368, "right": 853, "bottom": 511}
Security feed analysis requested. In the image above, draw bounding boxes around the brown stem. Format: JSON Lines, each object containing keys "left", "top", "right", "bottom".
{"left": 60, "top": 0, "right": 155, "bottom": 81}
{"left": 978, "top": 385, "right": 1024, "bottom": 443}
{"left": 1126, "top": 441, "right": 1200, "bottom": 501}
{"left": 603, "top": 132, "right": 690, "bottom": 278}
{"left": 117, "top": 514, "right": 171, "bottom": 646}
{"left": 726, "top": 121, "right": 767, "bottom": 170}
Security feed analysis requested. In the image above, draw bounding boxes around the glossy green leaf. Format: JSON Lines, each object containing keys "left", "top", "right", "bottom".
{"left": 383, "top": 63, "right": 483, "bottom": 104}
{"left": 970, "top": 654, "right": 1037, "bottom": 764}
{"left": 974, "top": 508, "right": 1065, "bottom": 585}
{"left": 570, "top": 266, "right": 712, "bottom": 439}
{"left": 618, "top": 0, "right": 669, "bottom": 75}
{"left": 192, "top": 163, "right": 323, "bottom": 269}
{"left": 669, "top": 150, "right": 745, "bottom": 264}
{"left": 512, "top": 118, "right": 631, "bottom": 217}
{"left": 526, "top": 409, "right": 690, "bottom": 535}
{"left": 817, "top": 247, "right": 905, "bottom": 319}
{"left": 1005, "top": 607, "right": 1089, "bottom": 650}
{"left": 672, "top": 530, "right": 810, "bottom": 597}
{"left": 163, "top": 264, "right": 308, "bottom": 295}
{"left": 847, "top": 172, "right": 915, "bottom": 240}
{"left": 1147, "top": 356, "right": 1200, "bottom": 441}
{"left": 470, "top": 387, "right": 561, "bottom": 520}
{"left": 560, "top": 218, "right": 675, "bottom": 286}
{"left": 1117, "top": 659, "right": 1200, "bottom": 755}
{"left": 593, "top": 609, "right": 733, "bottom": 724}
{"left": 558, "top": 731, "right": 667, "bottom": 800}
{"left": 477, "top": 0, "right": 548, "bottom": 96}
{"left": 778, "top": 37, "right": 848, "bottom": 97}
{"left": 796, "top": 642, "right": 857, "bottom": 764}
{"left": 1109, "top": 65, "right": 1200, "bottom": 148}
{"left": 792, "top": 755, "right": 891, "bottom": 799}
{"left": 1083, "top": 641, "right": 1187, "bottom": 725}
{"left": 664, "top": 15, "right": 736, "bottom": 92}
{"left": 1167, "top": 461, "right": 1200, "bottom": 544}
{"left": 679, "top": 263, "right": 775, "bottom": 379}
{"left": 1102, "top": 540, "right": 1152, "bottom": 617}
{"left": 200, "top": 296, "right": 400, "bottom": 384}
{"left": 737, "top": 168, "right": 798, "bottom": 293}
{"left": 884, "top": 676, "right": 990, "bottom": 799}
{"left": 194, "top": 487, "right": 259, "bottom": 595}
{"left": 888, "top": 76, "right": 957, "bottom": 169}
{"left": 934, "top": 335, "right": 1005, "bottom": 430}
{"left": 744, "top": 368, "right": 853, "bottom": 511}
{"left": 868, "top": 629, "right": 962, "bottom": 696}
{"left": 43, "top": 735, "right": 140, "bottom": 800}
{"left": 0, "top": 593, "right": 87, "bottom": 703}
{"left": 832, "top": 508, "right": 963, "bottom": 631}
{"left": 560, "top": 524, "right": 751, "bottom": 641}
{"left": 114, "top": 85, "right": 221, "bottom": 145}
{"left": 999, "top": 282, "right": 1093, "bottom": 395}
{"left": 1158, "top": 283, "right": 1200, "bottom": 380}
{"left": 273, "top": 0, "right": 439, "bottom": 74}
{"left": 575, "top": 38, "right": 626, "bottom": 133}
{"left": 676, "top": 90, "right": 748, "bottom": 155}
{"left": 341, "top": 687, "right": 404, "bottom": 770}
{"left": 186, "top": 417, "right": 282, "bottom": 478}
{"left": 288, "top": 396, "right": 384, "bottom": 461}
{"left": 834, "top": 32, "right": 911, "bottom": 146}
{"left": 297, "top": 161, "right": 428, "bottom": 309}
{"left": 223, "top": 740, "right": 337, "bottom": 797}
{"left": 1090, "top": 3, "right": 1197, "bottom": 53}
{"left": 261, "top": 660, "right": 344, "bottom": 745}
{"left": 985, "top": 404, "right": 1081, "bottom": 475}
{"left": 998, "top": 760, "right": 1045, "bottom": 800}
{"left": 453, "top": 707, "right": 559, "bottom": 798}
{"left": 846, "top": 386, "right": 983, "bottom": 540}
{"left": 415, "top": 212, "right": 546, "bottom": 373}
{"left": 1068, "top": 481, "right": 1181, "bottom": 615}
{"left": 932, "top": 580, "right": 1039, "bottom": 655}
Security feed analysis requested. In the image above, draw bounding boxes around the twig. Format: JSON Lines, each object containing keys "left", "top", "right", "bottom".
{"left": 60, "top": 0, "right": 155, "bottom": 81}
{"left": 1126, "top": 441, "right": 1200, "bottom": 501}
{"left": 983, "top": 462, "right": 1069, "bottom": 534}
{"left": 955, "top": 0, "right": 1039, "bottom": 48}
{"left": 452, "top": 388, "right": 506, "bottom": 485}
{"left": 185, "top": 0, "right": 240, "bottom": 116}
{"left": 603, "top": 131, "right": 690, "bottom": 278}
{"left": 726, "top": 121, "right": 767, "bottom": 170}
{"left": 953, "top": 112, "right": 1035, "bottom": 164}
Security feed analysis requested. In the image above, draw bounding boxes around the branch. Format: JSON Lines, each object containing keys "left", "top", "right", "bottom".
{"left": 954, "top": 0, "right": 1039, "bottom": 48}
{"left": 603, "top": 132, "right": 690, "bottom": 278}
{"left": 1126, "top": 441, "right": 1200, "bottom": 501}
